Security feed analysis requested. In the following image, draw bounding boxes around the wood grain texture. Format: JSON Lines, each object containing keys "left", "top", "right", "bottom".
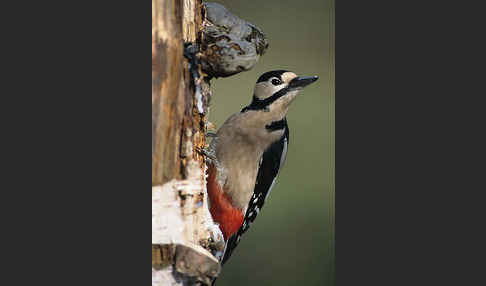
{"left": 152, "top": 0, "right": 185, "bottom": 185}
{"left": 152, "top": 0, "right": 220, "bottom": 285}
{"left": 152, "top": 1, "right": 268, "bottom": 284}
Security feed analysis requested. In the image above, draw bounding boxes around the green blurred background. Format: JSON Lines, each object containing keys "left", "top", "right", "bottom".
{"left": 208, "top": 0, "right": 334, "bottom": 285}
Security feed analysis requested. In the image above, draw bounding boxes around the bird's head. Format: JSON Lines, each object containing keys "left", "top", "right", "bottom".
{"left": 245, "top": 70, "right": 318, "bottom": 115}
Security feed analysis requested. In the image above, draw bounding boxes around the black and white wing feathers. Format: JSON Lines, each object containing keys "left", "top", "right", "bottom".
{"left": 221, "top": 120, "right": 289, "bottom": 265}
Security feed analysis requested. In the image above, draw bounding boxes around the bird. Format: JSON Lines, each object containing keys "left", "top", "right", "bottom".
{"left": 203, "top": 70, "right": 318, "bottom": 280}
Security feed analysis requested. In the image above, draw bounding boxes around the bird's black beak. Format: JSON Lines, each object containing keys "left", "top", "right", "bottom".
{"left": 288, "top": 76, "right": 319, "bottom": 90}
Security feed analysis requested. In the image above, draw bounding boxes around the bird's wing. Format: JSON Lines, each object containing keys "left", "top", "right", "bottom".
{"left": 221, "top": 121, "right": 289, "bottom": 265}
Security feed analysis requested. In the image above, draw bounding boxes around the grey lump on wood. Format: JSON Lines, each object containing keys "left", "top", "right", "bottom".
{"left": 200, "top": 2, "right": 269, "bottom": 78}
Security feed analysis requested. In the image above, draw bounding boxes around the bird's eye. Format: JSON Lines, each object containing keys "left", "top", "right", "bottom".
{"left": 271, "top": 78, "right": 282, "bottom": 86}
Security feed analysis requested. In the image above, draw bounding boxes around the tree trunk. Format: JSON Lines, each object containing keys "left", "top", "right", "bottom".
{"left": 152, "top": 0, "right": 222, "bottom": 285}
{"left": 152, "top": 1, "right": 268, "bottom": 284}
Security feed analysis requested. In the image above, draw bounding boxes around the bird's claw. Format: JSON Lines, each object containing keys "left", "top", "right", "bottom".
{"left": 196, "top": 146, "right": 217, "bottom": 161}
{"left": 206, "top": 132, "right": 217, "bottom": 138}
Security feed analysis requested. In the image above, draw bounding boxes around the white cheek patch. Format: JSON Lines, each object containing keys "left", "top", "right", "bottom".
{"left": 254, "top": 82, "right": 286, "bottom": 100}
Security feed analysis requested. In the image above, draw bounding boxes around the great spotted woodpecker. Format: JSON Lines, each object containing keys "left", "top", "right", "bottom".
{"left": 205, "top": 70, "right": 318, "bottom": 268}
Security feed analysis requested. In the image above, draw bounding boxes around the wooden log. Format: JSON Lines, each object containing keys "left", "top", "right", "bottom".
{"left": 152, "top": 1, "right": 268, "bottom": 284}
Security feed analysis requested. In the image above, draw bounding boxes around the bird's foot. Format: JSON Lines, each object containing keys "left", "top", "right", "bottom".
{"left": 206, "top": 132, "right": 217, "bottom": 138}
{"left": 196, "top": 146, "right": 217, "bottom": 162}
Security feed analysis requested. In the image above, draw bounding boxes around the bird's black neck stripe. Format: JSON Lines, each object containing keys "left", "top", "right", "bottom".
{"left": 241, "top": 87, "right": 290, "bottom": 112}
{"left": 265, "top": 118, "right": 287, "bottom": 132}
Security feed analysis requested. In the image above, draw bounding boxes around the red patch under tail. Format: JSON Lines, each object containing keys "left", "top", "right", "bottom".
{"left": 206, "top": 163, "right": 244, "bottom": 240}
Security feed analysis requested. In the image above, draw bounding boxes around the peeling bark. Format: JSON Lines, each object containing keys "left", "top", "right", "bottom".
{"left": 152, "top": 0, "right": 221, "bottom": 284}
{"left": 152, "top": 1, "right": 268, "bottom": 285}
